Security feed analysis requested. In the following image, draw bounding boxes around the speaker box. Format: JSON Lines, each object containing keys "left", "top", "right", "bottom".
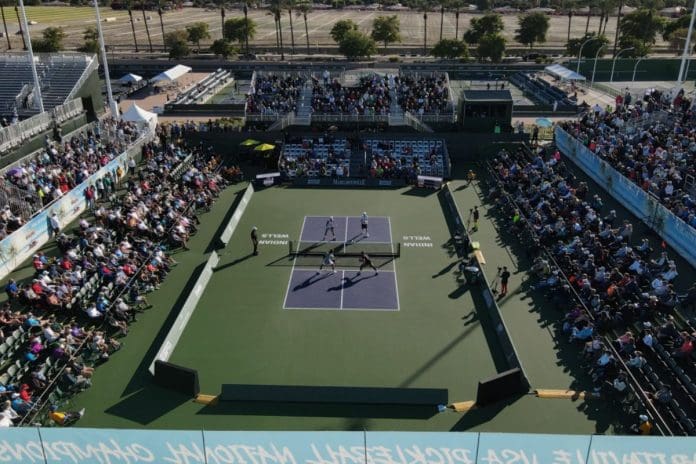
{"left": 154, "top": 360, "right": 200, "bottom": 397}
{"left": 476, "top": 368, "right": 527, "bottom": 406}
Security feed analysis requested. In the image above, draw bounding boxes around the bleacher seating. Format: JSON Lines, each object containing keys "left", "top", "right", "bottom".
{"left": 170, "top": 69, "right": 232, "bottom": 105}
{"left": 279, "top": 136, "right": 350, "bottom": 178}
{"left": 364, "top": 139, "right": 447, "bottom": 178}
{"left": 510, "top": 72, "right": 576, "bottom": 108}
{"left": 0, "top": 54, "right": 94, "bottom": 119}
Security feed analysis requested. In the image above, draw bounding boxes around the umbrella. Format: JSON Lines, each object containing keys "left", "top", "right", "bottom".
{"left": 535, "top": 118, "right": 553, "bottom": 128}
{"left": 240, "top": 139, "right": 260, "bottom": 147}
{"left": 254, "top": 143, "right": 276, "bottom": 152}
{"left": 6, "top": 167, "right": 22, "bottom": 177}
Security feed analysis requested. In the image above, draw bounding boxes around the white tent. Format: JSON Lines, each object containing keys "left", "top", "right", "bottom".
{"left": 150, "top": 64, "right": 192, "bottom": 84}
{"left": 121, "top": 104, "right": 158, "bottom": 132}
{"left": 545, "top": 64, "right": 586, "bottom": 82}
{"left": 118, "top": 73, "right": 142, "bottom": 84}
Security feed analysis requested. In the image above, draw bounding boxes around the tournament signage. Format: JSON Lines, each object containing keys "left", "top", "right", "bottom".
{"left": 1, "top": 430, "right": 694, "bottom": 464}
{"left": 293, "top": 178, "right": 406, "bottom": 188}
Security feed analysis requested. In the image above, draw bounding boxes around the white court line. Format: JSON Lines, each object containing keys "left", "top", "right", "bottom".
{"left": 340, "top": 270, "right": 345, "bottom": 310}
{"left": 282, "top": 216, "right": 307, "bottom": 310}
{"left": 344, "top": 216, "right": 349, "bottom": 245}
{"left": 387, "top": 216, "right": 401, "bottom": 312}
{"left": 294, "top": 267, "right": 395, "bottom": 273}
{"left": 284, "top": 306, "right": 397, "bottom": 312}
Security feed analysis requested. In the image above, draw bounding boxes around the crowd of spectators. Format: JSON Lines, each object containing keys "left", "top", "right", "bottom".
{"left": 560, "top": 88, "right": 696, "bottom": 230}
{"left": 278, "top": 135, "right": 350, "bottom": 178}
{"left": 246, "top": 75, "right": 304, "bottom": 115}
{"left": 487, "top": 144, "right": 696, "bottom": 434}
{"left": 395, "top": 74, "right": 452, "bottom": 115}
{"left": 311, "top": 75, "right": 391, "bottom": 116}
{"left": 0, "top": 119, "right": 141, "bottom": 238}
{"left": 0, "top": 127, "right": 231, "bottom": 427}
{"left": 365, "top": 139, "right": 446, "bottom": 180}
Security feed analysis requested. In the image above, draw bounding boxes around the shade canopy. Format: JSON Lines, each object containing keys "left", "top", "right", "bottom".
{"left": 118, "top": 73, "right": 142, "bottom": 84}
{"left": 253, "top": 143, "right": 276, "bottom": 152}
{"left": 240, "top": 139, "right": 260, "bottom": 147}
{"left": 151, "top": 64, "right": 192, "bottom": 83}
{"left": 545, "top": 64, "right": 586, "bottom": 81}
{"left": 121, "top": 104, "right": 158, "bottom": 132}
{"left": 535, "top": 118, "right": 554, "bottom": 128}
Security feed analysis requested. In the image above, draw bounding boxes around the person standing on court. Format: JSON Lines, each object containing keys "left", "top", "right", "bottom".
{"left": 251, "top": 226, "right": 259, "bottom": 255}
{"left": 471, "top": 206, "right": 480, "bottom": 232}
{"left": 499, "top": 266, "right": 511, "bottom": 297}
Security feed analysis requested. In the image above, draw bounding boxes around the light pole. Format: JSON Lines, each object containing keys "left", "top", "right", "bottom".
{"left": 610, "top": 47, "right": 634, "bottom": 82}
{"left": 677, "top": 0, "right": 696, "bottom": 85}
{"left": 576, "top": 36, "right": 598, "bottom": 74}
{"left": 94, "top": 0, "right": 118, "bottom": 119}
{"left": 632, "top": 55, "right": 645, "bottom": 81}
{"left": 591, "top": 45, "right": 607, "bottom": 85}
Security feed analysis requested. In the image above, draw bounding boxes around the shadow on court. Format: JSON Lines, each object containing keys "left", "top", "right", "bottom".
{"left": 293, "top": 272, "right": 333, "bottom": 290}
{"left": 449, "top": 393, "right": 526, "bottom": 431}
{"left": 328, "top": 273, "right": 378, "bottom": 291}
{"left": 196, "top": 400, "right": 438, "bottom": 420}
{"left": 214, "top": 253, "right": 255, "bottom": 271}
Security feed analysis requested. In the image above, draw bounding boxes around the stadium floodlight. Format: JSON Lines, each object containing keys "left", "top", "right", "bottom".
{"left": 17, "top": 0, "right": 44, "bottom": 114}
{"left": 591, "top": 45, "right": 607, "bottom": 86}
{"left": 610, "top": 47, "right": 634, "bottom": 82}
{"left": 632, "top": 56, "right": 645, "bottom": 82}
{"left": 93, "top": 0, "right": 119, "bottom": 119}
{"left": 677, "top": 0, "right": 696, "bottom": 85}
{"left": 576, "top": 36, "right": 599, "bottom": 75}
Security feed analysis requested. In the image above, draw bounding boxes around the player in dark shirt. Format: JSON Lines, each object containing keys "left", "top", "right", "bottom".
{"left": 251, "top": 226, "right": 259, "bottom": 255}
{"left": 358, "top": 251, "right": 378, "bottom": 275}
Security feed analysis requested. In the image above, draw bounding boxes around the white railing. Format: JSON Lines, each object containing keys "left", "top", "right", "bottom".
{"left": 66, "top": 54, "right": 98, "bottom": 102}
{"left": 311, "top": 113, "right": 389, "bottom": 124}
{"left": 404, "top": 111, "right": 434, "bottom": 133}
{"left": 0, "top": 100, "right": 84, "bottom": 155}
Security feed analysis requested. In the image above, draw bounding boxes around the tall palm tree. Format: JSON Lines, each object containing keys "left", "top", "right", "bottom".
{"left": 141, "top": 1, "right": 153, "bottom": 52}
{"left": 243, "top": 2, "right": 249, "bottom": 55}
{"left": 1, "top": 2, "right": 11, "bottom": 50}
{"left": 451, "top": 0, "right": 463, "bottom": 40}
{"left": 220, "top": 4, "right": 225, "bottom": 38}
{"left": 613, "top": 0, "right": 623, "bottom": 54}
{"left": 584, "top": 1, "right": 592, "bottom": 35}
{"left": 287, "top": 0, "right": 295, "bottom": 54}
{"left": 14, "top": 5, "right": 25, "bottom": 50}
{"left": 296, "top": 2, "right": 312, "bottom": 55}
{"left": 417, "top": 1, "right": 430, "bottom": 55}
{"left": 567, "top": 9, "right": 573, "bottom": 42}
{"left": 269, "top": 1, "right": 284, "bottom": 60}
{"left": 157, "top": 1, "right": 166, "bottom": 50}
{"left": 126, "top": 0, "right": 139, "bottom": 52}
{"left": 439, "top": 1, "right": 446, "bottom": 42}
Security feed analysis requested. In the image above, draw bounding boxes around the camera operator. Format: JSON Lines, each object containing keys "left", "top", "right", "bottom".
{"left": 499, "top": 266, "right": 511, "bottom": 297}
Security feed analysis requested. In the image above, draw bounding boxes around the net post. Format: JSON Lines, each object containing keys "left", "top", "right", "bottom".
{"left": 288, "top": 240, "right": 294, "bottom": 255}
{"left": 396, "top": 242, "right": 401, "bottom": 257}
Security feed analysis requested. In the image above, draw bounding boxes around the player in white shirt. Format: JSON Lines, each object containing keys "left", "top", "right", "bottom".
{"left": 361, "top": 212, "right": 369, "bottom": 238}
{"left": 319, "top": 251, "right": 336, "bottom": 274}
{"left": 323, "top": 216, "right": 336, "bottom": 241}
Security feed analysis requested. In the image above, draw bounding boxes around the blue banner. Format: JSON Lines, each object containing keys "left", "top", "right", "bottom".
{"left": 0, "top": 429, "right": 693, "bottom": 464}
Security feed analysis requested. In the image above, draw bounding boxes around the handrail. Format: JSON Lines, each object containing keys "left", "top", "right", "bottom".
{"left": 484, "top": 157, "right": 675, "bottom": 436}
{"left": 66, "top": 55, "right": 98, "bottom": 103}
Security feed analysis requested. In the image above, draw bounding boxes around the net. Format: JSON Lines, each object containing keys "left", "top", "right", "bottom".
{"left": 289, "top": 240, "right": 400, "bottom": 258}
{"left": 289, "top": 241, "right": 400, "bottom": 269}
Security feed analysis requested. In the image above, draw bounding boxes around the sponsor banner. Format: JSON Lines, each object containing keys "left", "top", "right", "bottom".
{"left": 555, "top": 128, "right": 696, "bottom": 268}
{"left": 0, "top": 135, "right": 150, "bottom": 281}
{"left": 1, "top": 429, "right": 694, "bottom": 464}
{"left": 292, "top": 178, "right": 406, "bottom": 188}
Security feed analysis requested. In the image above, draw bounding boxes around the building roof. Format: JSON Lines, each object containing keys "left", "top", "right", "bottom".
{"left": 462, "top": 90, "right": 513, "bottom": 102}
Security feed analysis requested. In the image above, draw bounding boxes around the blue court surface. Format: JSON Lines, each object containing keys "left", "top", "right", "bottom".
{"left": 283, "top": 216, "right": 399, "bottom": 311}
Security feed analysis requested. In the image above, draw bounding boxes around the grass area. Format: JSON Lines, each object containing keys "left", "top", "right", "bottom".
{"left": 206, "top": 81, "right": 240, "bottom": 104}
{"left": 3, "top": 6, "right": 128, "bottom": 24}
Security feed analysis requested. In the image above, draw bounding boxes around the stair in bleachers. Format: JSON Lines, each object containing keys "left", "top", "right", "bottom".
{"left": 294, "top": 81, "right": 313, "bottom": 126}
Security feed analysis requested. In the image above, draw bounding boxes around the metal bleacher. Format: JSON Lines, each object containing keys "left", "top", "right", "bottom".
{"left": 0, "top": 54, "right": 94, "bottom": 119}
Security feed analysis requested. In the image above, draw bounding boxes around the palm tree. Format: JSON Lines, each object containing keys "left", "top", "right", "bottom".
{"left": 14, "top": 6, "right": 25, "bottom": 50}
{"left": 613, "top": 0, "right": 623, "bottom": 54}
{"left": 220, "top": 4, "right": 225, "bottom": 38}
{"left": 269, "top": 1, "right": 284, "bottom": 60}
{"left": 287, "top": 0, "right": 296, "bottom": 54}
{"left": 451, "top": 0, "right": 463, "bottom": 39}
{"left": 157, "top": 1, "right": 166, "bottom": 50}
{"left": 296, "top": 2, "right": 312, "bottom": 54}
{"left": 243, "top": 2, "right": 249, "bottom": 54}
{"left": 417, "top": 1, "right": 431, "bottom": 55}
{"left": 141, "top": 0, "right": 153, "bottom": 52}
{"left": 1, "top": 2, "right": 11, "bottom": 50}
{"left": 567, "top": 10, "right": 573, "bottom": 42}
{"left": 126, "top": 0, "right": 139, "bottom": 52}
{"left": 439, "top": 1, "right": 446, "bottom": 42}
{"left": 584, "top": 0, "right": 592, "bottom": 35}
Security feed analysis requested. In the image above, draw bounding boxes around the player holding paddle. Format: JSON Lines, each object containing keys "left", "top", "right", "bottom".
{"left": 358, "top": 251, "right": 378, "bottom": 275}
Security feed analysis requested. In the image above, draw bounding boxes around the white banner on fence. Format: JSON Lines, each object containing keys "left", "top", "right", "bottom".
{"left": 0, "top": 133, "right": 151, "bottom": 281}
